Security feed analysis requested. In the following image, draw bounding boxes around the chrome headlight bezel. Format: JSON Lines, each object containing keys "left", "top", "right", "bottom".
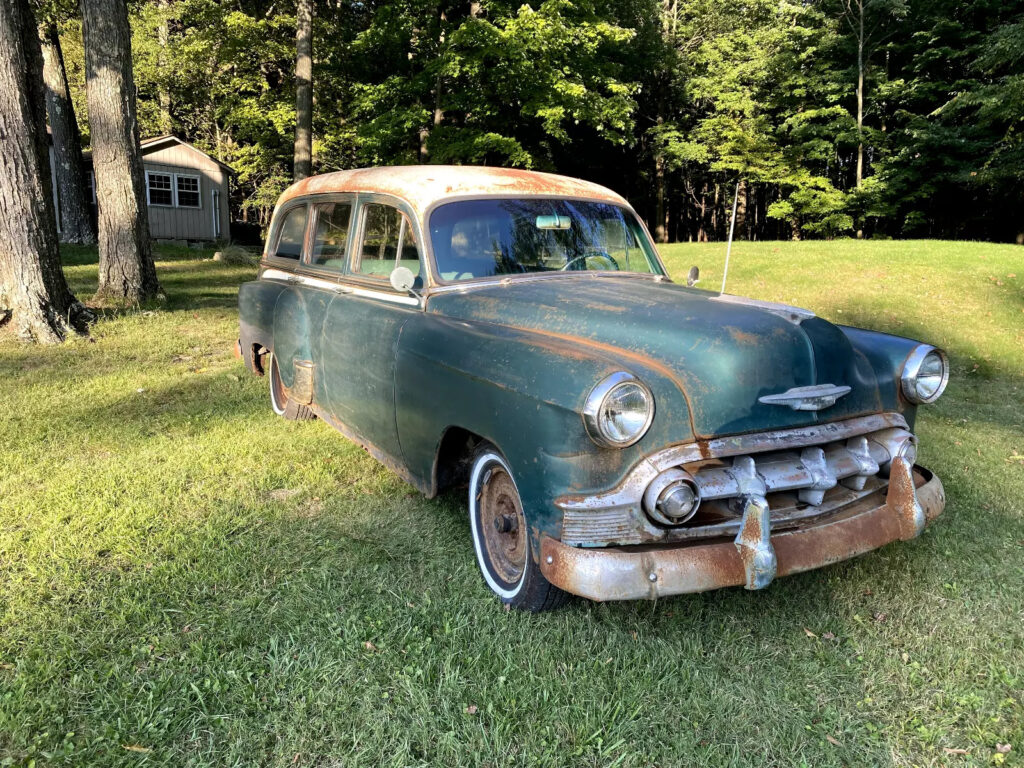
{"left": 901, "top": 345, "right": 950, "bottom": 404}
{"left": 583, "top": 372, "right": 655, "bottom": 449}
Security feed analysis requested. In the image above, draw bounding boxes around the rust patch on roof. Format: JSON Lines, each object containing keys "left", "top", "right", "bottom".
{"left": 276, "top": 165, "right": 630, "bottom": 216}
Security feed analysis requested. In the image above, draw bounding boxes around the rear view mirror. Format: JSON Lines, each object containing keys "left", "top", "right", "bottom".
{"left": 389, "top": 265, "right": 417, "bottom": 293}
{"left": 536, "top": 214, "right": 571, "bottom": 230}
{"left": 686, "top": 266, "right": 700, "bottom": 287}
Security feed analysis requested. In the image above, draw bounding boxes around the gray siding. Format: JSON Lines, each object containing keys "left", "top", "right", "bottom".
{"left": 141, "top": 142, "right": 231, "bottom": 242}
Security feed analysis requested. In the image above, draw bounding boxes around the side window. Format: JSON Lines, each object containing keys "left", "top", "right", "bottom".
{"left": 310, "top": 201, "right": 353, "bottom": 270}
{"left": 272, "top": 205, "right": 308, "bottom": 260}
{"left": 355, "top": 203, "right": 420, "bottom": 279}
{"left": 146, "top": 172, "right": 173, "bottom": 206}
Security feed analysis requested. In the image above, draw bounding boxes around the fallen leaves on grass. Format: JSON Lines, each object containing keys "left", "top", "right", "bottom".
{"left": 804, "top": 627, "right": 817, "bottom": 638}
{"left": 996, "top": 744, "right": 1012, "bottom": 754}
{"left": 363, "top": 641, "right": 377, "bottom": 652}
{"left": 942, "top": 747, "right": 969, "bottom": 755}
{"left": 822, "top": 631, "right": 836, "bottom": 640}
{"left": 122, "top": 744, "right": 152, "bottom": 753}
{"left": 464, "top": 705, "right": 478, "bottom": 715}
{"left": 825, "top": 735, "right": 842, "bottom": 747}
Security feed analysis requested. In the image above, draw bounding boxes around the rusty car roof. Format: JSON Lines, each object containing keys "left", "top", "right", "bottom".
{"left": 275, "top": 165, "right": 630, "bottom": 216}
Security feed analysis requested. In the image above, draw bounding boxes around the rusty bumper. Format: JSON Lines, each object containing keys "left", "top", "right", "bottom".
{"left": 539, "top": 459, "right": 945, "bottom": 602}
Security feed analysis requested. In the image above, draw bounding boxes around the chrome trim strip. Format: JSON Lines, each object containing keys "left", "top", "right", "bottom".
{"left": 262, "top": 268, "right": 421, "bottom": 307}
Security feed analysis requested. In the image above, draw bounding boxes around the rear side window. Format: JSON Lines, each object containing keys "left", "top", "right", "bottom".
{"left": 272, "top": 205, "right": 308, "bottom": 260}
{"left": 355, "top": 203, "right": 420, "bottom": 280}
{"left": 310, "top": 201, "right": 353, "bottom": 270}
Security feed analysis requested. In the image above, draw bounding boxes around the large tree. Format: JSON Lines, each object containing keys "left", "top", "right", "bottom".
{"left": 0, "top": 0, "right": 91, "bottom": 342}
{"left": 293, "top": 0, "right": 313, "bottom": 180}
{"left": 80, "top": 0, "right": 162, "bottom": 303}
{"left": 39, "top": 22, "right": 96, "bottom": 245}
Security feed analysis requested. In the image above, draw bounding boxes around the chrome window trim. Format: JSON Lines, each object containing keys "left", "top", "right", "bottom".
{"left": 900, "top": 344, "right": 950, "bottom": 404}
{"left": 304, "top": 194, "right": 356, "bottom": 275}
{"left": 264, "top": 200, "right": 310, "bottom": 264}
{"left": 423, "top": 270, "right": 668, "bottom": 297}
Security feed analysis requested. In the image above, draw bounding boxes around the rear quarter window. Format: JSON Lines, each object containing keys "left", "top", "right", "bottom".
{"left": 271, "top": 205, "right": 308, "bottom": 260}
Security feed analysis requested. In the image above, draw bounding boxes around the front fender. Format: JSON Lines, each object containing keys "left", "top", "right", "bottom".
{"left": 395, "top": 314, "right": 693, "bottom": 538}
{"left": 838, "top": 325, "right": 920, "bottom": 429}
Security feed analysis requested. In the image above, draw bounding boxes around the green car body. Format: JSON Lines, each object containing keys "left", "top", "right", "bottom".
{"left": 238, "top": 166, "right": 948, "bottom": 609}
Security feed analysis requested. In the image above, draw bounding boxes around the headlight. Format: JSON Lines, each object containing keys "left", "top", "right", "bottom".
{"left": 901, "top": 345, "right": 949, "bottom": 404}
{"left": 583, "top": 372, "right": 655, "bottom": 448}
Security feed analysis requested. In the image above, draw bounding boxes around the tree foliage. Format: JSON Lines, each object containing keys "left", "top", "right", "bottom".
{"left": 52, "top": 0, "right": 1024, "bottom": 240}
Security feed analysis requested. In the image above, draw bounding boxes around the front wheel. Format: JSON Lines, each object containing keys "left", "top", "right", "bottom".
{"left": 468, "top": 444, "right": 568, "bottom": 612}
{"left": 269, "top": 354, "right": 316, "bottom": 421}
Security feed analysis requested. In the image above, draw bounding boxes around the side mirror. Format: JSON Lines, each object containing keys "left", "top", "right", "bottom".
{"left": 389, "top": 265, "right": 417, "bottom": 294}
{"left": 686, "top": 265, "right": 700, "bottom": 287}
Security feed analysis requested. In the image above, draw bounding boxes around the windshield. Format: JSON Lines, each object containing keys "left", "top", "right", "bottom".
{"left": 429, "top": 199, "right": 663, "bottom": 282}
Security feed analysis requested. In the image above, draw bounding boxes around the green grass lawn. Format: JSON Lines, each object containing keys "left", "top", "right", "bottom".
{"left": 1, "top": 240, "right": 1022, "bottom": 767}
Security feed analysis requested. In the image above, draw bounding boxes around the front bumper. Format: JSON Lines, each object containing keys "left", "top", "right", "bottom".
{"left": 539, "top": 458, "right": 945, "bottom": 601}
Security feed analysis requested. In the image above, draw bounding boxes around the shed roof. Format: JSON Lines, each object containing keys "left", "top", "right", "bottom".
{"left": 138, "top": 135, "right": 236, "bottom": 174}
{"left": 60, "top": 133, "right": 236, "bottom": 175}
{"left": 276, "top": 165, "right": 630, "bottom": 215}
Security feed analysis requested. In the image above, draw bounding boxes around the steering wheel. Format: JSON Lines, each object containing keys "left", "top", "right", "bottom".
{"left": 560, "top": 251, "right": 620, "bottom": 272}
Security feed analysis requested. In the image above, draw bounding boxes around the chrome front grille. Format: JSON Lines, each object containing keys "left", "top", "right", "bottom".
{"left": 558, "top": 415, "right": 916, "bottom": 548}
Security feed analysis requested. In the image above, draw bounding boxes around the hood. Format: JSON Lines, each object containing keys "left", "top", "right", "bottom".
{"left": 425, "top": 276, "right": 885, "bottom": 438}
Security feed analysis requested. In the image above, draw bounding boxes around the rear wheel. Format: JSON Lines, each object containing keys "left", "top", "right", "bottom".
{"left": 269, "top": 354, "right": 315, "bottom": 421}
{"left": 468, "top": 443, "right": 568, "bottom": 612}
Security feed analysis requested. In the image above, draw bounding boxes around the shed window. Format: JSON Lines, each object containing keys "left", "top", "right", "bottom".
{"left": 272, "top": 205, "right": 308, "bottom": 260}
{"left": 146, "top": 172, "right": 173, "bottom": 206}
{"left": 176, "top": 175, "right": 201, "bottom": 208}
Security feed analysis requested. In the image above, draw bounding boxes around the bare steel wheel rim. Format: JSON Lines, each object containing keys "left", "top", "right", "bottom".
{"left": 477, "top": 463, "right": 527, "bottom": 586}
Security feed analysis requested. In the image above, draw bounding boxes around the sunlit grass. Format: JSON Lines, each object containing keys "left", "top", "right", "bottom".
{"left": 0, "top": 240, "right": 1021, "bottom": 767}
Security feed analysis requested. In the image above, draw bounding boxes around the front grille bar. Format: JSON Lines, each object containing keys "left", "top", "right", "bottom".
{"left": 693, "top": 436, "right": 885, "bottom": 507}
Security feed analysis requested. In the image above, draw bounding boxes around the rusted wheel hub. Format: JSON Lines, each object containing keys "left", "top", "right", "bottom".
{"left": 478, "top": 466, "right": 527, "bottom": 585}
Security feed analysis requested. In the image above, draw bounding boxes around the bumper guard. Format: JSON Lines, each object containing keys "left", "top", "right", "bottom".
{"left": 539, "top": 458, "right": 945, "bottom": 601}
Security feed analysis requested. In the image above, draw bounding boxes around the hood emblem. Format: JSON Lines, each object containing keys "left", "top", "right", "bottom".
{"left": 758, "top": 384, "right": 852, "bottom": 412}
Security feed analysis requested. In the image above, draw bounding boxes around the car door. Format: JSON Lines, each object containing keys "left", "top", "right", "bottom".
{"left": 267, "top": 201, "right": 318, "bottom": 396}
{"left": 319, "top": 195, "right": 423, "bottom": 462}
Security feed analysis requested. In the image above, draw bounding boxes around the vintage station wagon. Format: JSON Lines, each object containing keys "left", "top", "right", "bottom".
{"left": 237, "top": 166, "right": 948, "bottom": 611}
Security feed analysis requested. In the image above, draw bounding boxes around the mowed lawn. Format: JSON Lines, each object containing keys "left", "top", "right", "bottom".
{"left": 1, "top": 240, "right": 1021, "bottom": 767}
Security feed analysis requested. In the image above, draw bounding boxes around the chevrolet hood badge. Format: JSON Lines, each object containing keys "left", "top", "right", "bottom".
{"left": 758, "top": 383, "right": 852, "bottom": 411}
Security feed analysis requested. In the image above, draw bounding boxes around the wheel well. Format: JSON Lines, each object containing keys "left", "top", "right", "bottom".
{"left": 251, "top": 344, "right": 269, "bottom": 376}
{"left": 434, "top": 427, "right": 484, "bottom": 494}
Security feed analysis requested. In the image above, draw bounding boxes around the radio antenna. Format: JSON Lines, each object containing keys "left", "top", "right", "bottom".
{"left": 720, "top": 180, "right": 741, "bottom": 294}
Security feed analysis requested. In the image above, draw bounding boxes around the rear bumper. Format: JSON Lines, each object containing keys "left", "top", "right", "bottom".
{"left": 539, "top": 460, "right": 945, "bottom": 601}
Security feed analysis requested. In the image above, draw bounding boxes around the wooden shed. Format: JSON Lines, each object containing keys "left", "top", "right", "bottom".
{"left": 50, "top": 134, "right": 235, "bottom": 244}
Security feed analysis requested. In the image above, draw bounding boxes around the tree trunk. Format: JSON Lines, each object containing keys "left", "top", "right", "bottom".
{"left": 156, "top": 0, "right": 172, "bottom": 133}
{"left": 735, "top": 178, "right": 747, "bottom": 240}
{"left": 39, "top": 24, "right": 96, "bottom": 245}
{"left": 293, "top": 0, "right": 313, "bottom": 180}
{"left": 81, "top": 0, "right": 162, "bottom": 303}
{"left": 855, "top": 2, "right": 864, "bottom": 190}
{"left": 0, "top": 0, "right": 91, "bottom": 342}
